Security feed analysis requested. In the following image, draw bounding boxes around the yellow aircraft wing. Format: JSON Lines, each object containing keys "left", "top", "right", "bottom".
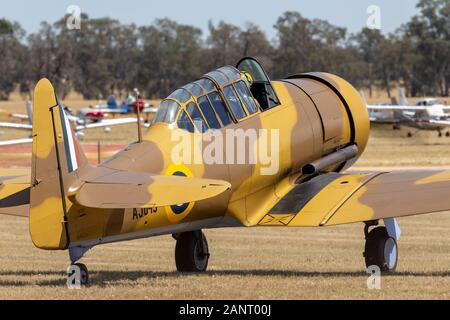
{"left": 257, "top": 170, "right": 450, "bottom": 227}
{"left": 0, "top": 169, "right": 30, "bottom": 217}
{"left": 73, "top": 169, "right": 231, "bottom": 209}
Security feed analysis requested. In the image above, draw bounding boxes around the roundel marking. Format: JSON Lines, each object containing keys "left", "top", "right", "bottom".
{"left": 170, "top": 171, "right": 189, "bottom": 214}
{"left": 164, "top": 164, "right": 195, "bottom": 223}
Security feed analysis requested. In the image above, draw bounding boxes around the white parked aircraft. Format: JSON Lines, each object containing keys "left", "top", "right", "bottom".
{"left": 362, "top": 88, "right": 450, "bottom": 137}
{"left": 0, "top": 100, "right": 141, "bottom": 146}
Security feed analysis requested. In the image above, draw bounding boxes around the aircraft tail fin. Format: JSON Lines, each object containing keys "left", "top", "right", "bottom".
{"left": 398, "top": 87, "right": 408, "bottom": 106}
{"left": 26, "top": 100, "right": 33, "bottom": 125}
{"left": 29, "top": 78, "right": 88, "bottom": 250}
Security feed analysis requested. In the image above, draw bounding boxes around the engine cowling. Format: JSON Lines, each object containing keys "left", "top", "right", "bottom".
{"left": 282, "top": 72, "right": 370, "bottom": 171}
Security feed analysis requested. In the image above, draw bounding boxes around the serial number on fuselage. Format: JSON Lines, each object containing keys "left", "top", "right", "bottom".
{"left": 132, "top": 207, "right": 158, "bottom": 220}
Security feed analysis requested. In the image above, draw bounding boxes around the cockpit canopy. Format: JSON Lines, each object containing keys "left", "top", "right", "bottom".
{"left": 417, "top": 98, "right": 441, "bottom": 106}
{"left": 153, "top": 58, "right": 280, "bottom": 133}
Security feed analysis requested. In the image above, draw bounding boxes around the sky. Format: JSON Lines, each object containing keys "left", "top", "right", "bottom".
{"left": 1, "top": 0, "right": 419, "bottom": 39}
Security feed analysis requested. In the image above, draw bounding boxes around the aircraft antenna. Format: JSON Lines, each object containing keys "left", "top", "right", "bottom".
{"left": 97, "top": 140, "right": 101, "bottom": 164}
{"left": 134, "top": 88, "right": 143, "bottom": 143}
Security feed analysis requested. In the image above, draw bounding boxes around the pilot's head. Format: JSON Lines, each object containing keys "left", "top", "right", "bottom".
{"left": 242, "top": 71, "right": 254, "bottom": 86}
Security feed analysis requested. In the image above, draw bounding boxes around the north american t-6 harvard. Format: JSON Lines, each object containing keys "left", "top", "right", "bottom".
{"left": 1, "top": 57, "right": 449, "bottom": 285}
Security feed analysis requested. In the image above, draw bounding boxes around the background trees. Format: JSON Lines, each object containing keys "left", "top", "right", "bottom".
{"left": 0, "top": 0, "right": 448, "bottom": 100}
{"left": 403, "top": 0, "right": 449, "bottom": 96}
{"left": 0, "top": 19, "right": 27, "bottom": 100}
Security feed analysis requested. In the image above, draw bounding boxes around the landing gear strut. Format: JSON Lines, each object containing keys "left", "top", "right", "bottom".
{"left": 407, "top": 129, "right": 420, "bottom": 138}
{"left": 363, "top": 223, "right": 398, "bottom": 272}
{"left": 174, "top": 230, "right": 210, "bottom": 272}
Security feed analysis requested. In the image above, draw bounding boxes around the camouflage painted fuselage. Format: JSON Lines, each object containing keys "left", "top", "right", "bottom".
{"left": 60, "top": 72, "right": 369, "bottom": 249}
{"left": 3, "top": 68, "right": 450, "bottom": 255}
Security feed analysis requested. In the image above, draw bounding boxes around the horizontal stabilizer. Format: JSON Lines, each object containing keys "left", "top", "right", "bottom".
{"left": 0, "top": 171, "right": 30, "bottom": 217}
{"left": 75, "top": 117, "right": 138, "bottom": 131}
{"left": 0, "top": 122, "right": 32, "bottom": 130}
{"left": 73, "top": 170, "right": 231, "bottom": 209}
{"left": 0, "top": 137, "right": 33, "bottom": 146}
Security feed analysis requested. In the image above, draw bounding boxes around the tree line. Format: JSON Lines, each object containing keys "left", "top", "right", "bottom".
{"left": 0, "top": 0, "right": 448, "bottom": 101}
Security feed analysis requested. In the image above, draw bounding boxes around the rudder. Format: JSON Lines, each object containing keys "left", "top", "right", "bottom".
{"left": 30, "top": 79, "right": 87, "bottom": 250}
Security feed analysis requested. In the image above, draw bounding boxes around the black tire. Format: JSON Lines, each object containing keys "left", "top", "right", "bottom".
{"left": 446, "top": 132, "right": 450, "bottom": 137}
{"left": 75, "top": 263, "right": 89, "bottom": 285}
{"left": 364, "top": 227, "right": 398, "bottom": 272}
{"left": 407, "top": 132, "right": 413, "bottom": 138}
{"left": 175, "top": 231, "right": 209, "bottom": 272}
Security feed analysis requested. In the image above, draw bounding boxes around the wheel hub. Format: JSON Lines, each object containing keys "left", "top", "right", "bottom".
{"left": 384, "top": 238, "right": 397, "bottom": 270}
{"left": 194, "top": 240, "right": 209, "bottom": 271}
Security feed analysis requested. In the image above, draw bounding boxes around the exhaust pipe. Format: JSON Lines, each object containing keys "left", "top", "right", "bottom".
{"left": 302, "top": 145, "right": 358, "bottom": 175}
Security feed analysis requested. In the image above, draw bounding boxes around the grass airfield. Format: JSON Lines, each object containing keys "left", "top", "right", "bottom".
{"left": 0, "top": 98, "right": 450, "bottom": 299}
{"left": 0, "top": 212, "right": 449, "bottom": 299}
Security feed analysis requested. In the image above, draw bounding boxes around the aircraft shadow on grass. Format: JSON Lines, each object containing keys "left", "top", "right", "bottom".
{"left": 0, "top": 269, "right": 449, "bottom": 287}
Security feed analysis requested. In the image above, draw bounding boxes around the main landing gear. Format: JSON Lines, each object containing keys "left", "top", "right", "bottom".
{"left": 408, "top": 130, "right": 450, "bottom": 138}
{"left": 363, "top": 219, "right": 400, "bottom": 272}
{"left": 437, "top": 130, "right": 450, "bottom": 137}
{"left": 406, "top": 129, "right": 420, "bottom": 137}
{"left": 435, "top": 130, "right": 450, "bottom": 137}
{"left": 174, "top": 230, "right": 210, "bottom": 272}
{"left": 63, "top": 223, "right": 401, "bottom": 284}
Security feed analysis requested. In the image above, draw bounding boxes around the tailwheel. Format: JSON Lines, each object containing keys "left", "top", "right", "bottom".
{"left": 175, "top": 231, "right": 209, "bottom": 272}
{"left": 67, "top": 263, "right": 89, "bottom": 286}
{"left": 364, "top": 226, "right": 398, "bottom": 272}
{"left": 76, "top": 263, "right": 89, "bottom": 285}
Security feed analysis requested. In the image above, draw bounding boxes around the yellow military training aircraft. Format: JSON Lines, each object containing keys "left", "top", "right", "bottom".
{"left": 1, "top": 57, "right": 449, "bottom": 285}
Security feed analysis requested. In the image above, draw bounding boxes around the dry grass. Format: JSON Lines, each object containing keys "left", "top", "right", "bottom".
{"left": 355, "top": 124, "right": 450, "bottom": 167}
{"left": 0, "top": 212, "right": 448, "bottom": 299}
{"left": 1, "top": 98, "right": 450, "bottom": 299}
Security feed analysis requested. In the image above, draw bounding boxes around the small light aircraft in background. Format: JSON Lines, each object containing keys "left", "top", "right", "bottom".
{"left": 1, "top": 57, "right": 449, "bottom": 285}
{"left": 93, "top": 90, "right": 158, "bottom": 116}
{"left": 0, "top": 100, "right": 141, "bottom": 146}
{"left": 362, "top": 88, "right": 450, "bottom": 137}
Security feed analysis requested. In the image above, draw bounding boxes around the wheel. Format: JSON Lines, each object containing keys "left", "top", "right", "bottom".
{"left": 438, "top": 131, "right": 443, "bottom": 137}
{"left": 446, "top": 132, "right": 450, "bottom": 137}
{"left": 67, "top": 263, "right": 89, "bottom": 286}
{"left": 407, "top": 132, "right": 412, "bottom": 138}
{"left": 175, "top": 231, "right": 209, "bottom": 272}
{"left": 74, "top": 263, "right": 89, "bottom": 285}
{"left": 364, "top": 226, "right": 398, "bottom": 272}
